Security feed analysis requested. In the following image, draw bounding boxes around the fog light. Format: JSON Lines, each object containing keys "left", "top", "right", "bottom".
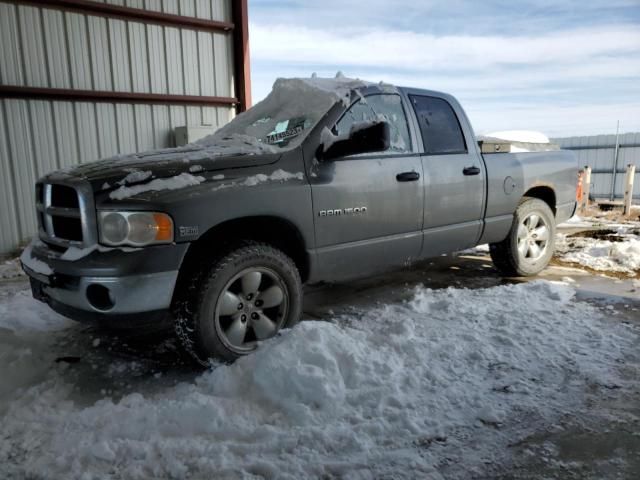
{"left": 86, "top": 284, "right": 115, "bottom": 311}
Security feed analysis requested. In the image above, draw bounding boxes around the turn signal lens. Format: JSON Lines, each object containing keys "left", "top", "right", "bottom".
{"left": 154, "top": 213, "right": 174, "bottom": 242}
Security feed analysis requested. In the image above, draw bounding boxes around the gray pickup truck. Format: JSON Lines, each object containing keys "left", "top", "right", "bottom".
{"left": 21, "top": 77, "right": 578, "bottom": 362}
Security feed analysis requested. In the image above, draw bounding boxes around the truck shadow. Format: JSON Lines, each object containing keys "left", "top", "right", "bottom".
{"left": 303, "top": 253, "right": 515, "bottom": 319}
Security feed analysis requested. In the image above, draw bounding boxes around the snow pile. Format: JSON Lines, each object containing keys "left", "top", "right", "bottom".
{"left": 0, "top": 258, "right": 25, "bottom": 280}
{"left": 0, "top": 288, "right": 71, "bottom": 419}
{"left": 484, "top": 130, "right": 550, "bottom": 144}
{"left": 0, "top": 281, "right": 633, "bottom": 479}
{"left": 0, "top": 289, "right": 70, "bottom": 333}
{"left": 109, "top": 173, "right": 205, "bottom": 200}
{"left": 558, "top": 215, "right": 596, "bottom": 228}
{"left": 558, "top": 231, "right": 640, "bottom": 274}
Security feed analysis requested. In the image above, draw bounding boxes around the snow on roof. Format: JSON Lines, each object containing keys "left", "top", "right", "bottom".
{"left": 197, "top": 74, "right": 373, "bottom": 152}
{"left": 297, "top": 72, "right": 372, "bottom": 106}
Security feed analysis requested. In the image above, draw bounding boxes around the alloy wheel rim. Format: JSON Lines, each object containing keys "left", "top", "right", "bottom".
{"left": 517, "top": 213, "right": 550, "bottom": 263}
{"left": 214, "top": 267, "right": 289, "bottom": 351}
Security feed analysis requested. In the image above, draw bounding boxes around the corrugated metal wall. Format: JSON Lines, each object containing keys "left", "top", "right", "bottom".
{"left": 553, "top": 132, "right": 640, "bottom": 202}
{"left": 0, "top": 0, "right": 235, "bottom": 255}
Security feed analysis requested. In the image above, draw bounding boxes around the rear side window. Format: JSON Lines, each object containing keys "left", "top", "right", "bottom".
{"left": 410, "top": 95, "right": 467, "bottom": 155}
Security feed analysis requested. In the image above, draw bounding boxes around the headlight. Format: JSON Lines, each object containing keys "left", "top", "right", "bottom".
{"left": 98, "top": 211, "right": 174, "bottom": 247}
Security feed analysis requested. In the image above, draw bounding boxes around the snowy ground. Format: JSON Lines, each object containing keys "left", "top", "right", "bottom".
{"left": 463, "top": 215, "right": 640, "bottom": 278}
{"left": 555, "top": 216, "right": 640, "bottom": 276}
{"left": 1, "top": 220, "right": 639, "bottom": 479}
{"left": 0, "top": 258, "right": 25, "bottom": 280}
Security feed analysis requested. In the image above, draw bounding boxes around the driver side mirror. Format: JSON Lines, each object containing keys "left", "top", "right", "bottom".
{"left": 319, "top": 121, "right": 391, "bottom": 161}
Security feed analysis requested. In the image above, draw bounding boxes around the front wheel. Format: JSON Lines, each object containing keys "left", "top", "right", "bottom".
{"left": 490, "top": 197, "right": 556, "bottom": 277}
{"left": 174, "top": 242, "right": 303, "bottom": 364}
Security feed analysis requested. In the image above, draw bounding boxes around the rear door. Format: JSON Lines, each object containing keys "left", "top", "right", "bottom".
{"left": 310, "top": 93, "right": 424, "bottom": 280}
{"left": 408, "top": 94, "right": 486, "bottom": 256}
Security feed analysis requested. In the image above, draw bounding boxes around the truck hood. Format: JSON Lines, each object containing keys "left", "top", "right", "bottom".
{"left": 46, "top": 135, "right": 281, "bottom": 192}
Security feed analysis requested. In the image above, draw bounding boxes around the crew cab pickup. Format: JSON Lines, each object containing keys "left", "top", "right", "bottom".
{"left": 21, "top": 77, "right": 578, "bottom": 362}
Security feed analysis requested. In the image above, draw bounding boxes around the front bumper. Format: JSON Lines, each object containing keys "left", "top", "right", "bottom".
{"left": 21, "top": 240, "right": 189, "bottom": 324}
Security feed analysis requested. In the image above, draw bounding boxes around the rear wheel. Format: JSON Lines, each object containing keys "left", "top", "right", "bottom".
{"left": 174, "top": 242, "right": 302, "bottom": 364}
{"left": 490, "top": 197, "right": 556, "bottom": 277}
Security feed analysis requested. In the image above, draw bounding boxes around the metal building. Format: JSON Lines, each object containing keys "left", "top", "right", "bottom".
{"left": 0, "top": 0, "right": 251, "bottom": 256}
{"left": 552, "top": 132, "right": 640, "bottom": 201}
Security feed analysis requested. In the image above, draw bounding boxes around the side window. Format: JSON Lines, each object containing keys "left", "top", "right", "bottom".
{"left": 410, "top": 95, "right": 467, "bottom": 155}
{"left": 335, "top": 94, "right": 412, "bottom": 154}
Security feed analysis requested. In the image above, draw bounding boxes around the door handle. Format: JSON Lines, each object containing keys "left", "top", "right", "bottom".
{"left": 463, "top": 166, "right": 481, "bottom": 176}
{"left": 396, "top": 171, "right": 420, "bottom": 182}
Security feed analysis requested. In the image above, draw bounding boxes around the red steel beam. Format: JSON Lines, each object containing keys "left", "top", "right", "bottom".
{"left": 6, "top": 0, "right": 235, "bottom": 33}
{"left": 232, "top": 0, "right": 252, "bottom": 112}
{"left": 0, "top": 85, "right": 238, "bottom": 107}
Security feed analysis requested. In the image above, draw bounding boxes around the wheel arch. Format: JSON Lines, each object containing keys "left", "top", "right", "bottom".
{"left": 176, "top": 215, "right": 310, "bottom": 287}
{"left": 523, "top": 185, "right": 556, "bottom": 214}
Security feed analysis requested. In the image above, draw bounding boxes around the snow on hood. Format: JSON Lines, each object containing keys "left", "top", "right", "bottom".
{"left": 95, "top": 133, "right": 279, "bottom": 169}
{"left": 52, "top": 74, "right": 372, "bottom": 189}
{"left": 109, "top": 172, "right": 206, "bottom": 200}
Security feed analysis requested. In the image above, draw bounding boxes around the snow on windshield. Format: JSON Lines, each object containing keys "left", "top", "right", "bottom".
{"left": 197, "top": 75, "right": 370, "bottom": 151}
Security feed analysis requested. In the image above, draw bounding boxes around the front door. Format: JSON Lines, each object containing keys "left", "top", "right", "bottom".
{"left": 310, "top": 93, "right": 424, "bottom": 280}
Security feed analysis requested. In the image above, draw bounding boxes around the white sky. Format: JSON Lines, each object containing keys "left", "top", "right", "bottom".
{"left": 248, "top": 0, "right": 640, "bottom": 137}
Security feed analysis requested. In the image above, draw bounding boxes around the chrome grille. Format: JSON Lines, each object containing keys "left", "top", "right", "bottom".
{"left": 36, "top": 179, "right": 97, "bottom": 249}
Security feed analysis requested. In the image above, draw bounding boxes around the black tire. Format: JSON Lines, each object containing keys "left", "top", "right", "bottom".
{"left": 490, "top": 197, "right": 556, "bottom": 277}
{"left": 174, "top": 242, "right": 302, "bottom": 364}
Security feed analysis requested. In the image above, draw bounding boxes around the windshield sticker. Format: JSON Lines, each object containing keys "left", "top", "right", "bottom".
{"left": 265, "top": 125, "right": 305, "bottom": 144}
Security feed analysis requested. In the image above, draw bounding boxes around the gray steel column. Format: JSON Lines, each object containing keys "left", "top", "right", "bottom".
{"left": 610, "top": 120, "right": 620, "bottom": 200}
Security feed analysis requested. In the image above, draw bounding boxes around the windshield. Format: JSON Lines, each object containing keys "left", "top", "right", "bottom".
{"left": 196, "top": 76, "right": 369, "bottom": 153}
